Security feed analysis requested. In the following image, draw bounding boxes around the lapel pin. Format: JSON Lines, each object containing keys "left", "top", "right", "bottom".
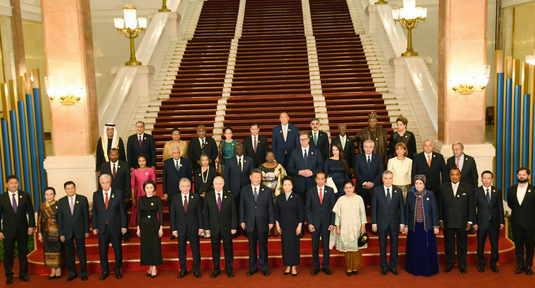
{"left": 224, "top": 196, "right": 227, "bottom": 199}
{"left": 112, "top": 195, "right": 115, "bottom": 198}
{"left": 145, "top": 172, "right": 149, "bottom": 175}
{"left": 151, "top": 203, "right": 154, "bottom": 206}
{"left": 55, "top": 206, "right": 58, "bottom": 209}
{"left": 311, "top": 152, "right": 314, "bottom": 155}
{"left": 433, "top": 155, "right": 436, "bottom": 157}
{"left": 427, "top": 198, "right": 429, "bottom": 201}
{"left": 76, "top": 201, "right": 79, "bottom": 204}
{"left": 144, "top": 137, "right": 146, "bottom": 140}
{"left": 394, "top": 191, "right": 397, "bottom": 193}
{"left": 232, "top": 143, "right": 235, "bottom": 146}
{"left": 529, "top": 189, "right": 532, "bottom": 193}
{"left": 262, "top": 188, "right": 264, "bottom": 191}
{"left": 20, "top": 195, "right": 23, "bottom": 198}
{"left": 199, "top": 174, "right": 201, "bottom": 176}
{"left": 244, "top": 160, "right": 246, "bottom": 162}
{"left": 179, "top": 164, "right": 183, "bottom": 167}
{"left": 258, "top": 140, "right": 260, "bottom": 143}
{"left": 191, "top": 195, "right": 194, "bottom": 199}
{"left": 375, "top": 138, "right": 378, "bottom": 141}
{"left": 280, "top": 130, "right": 282, "bottom": 133}
{"left": 288, "top": 129, "right": 291, "bottom": 131}
{"left": 493, "top": 189, "right": 496, "bottom": 193}
{"left": 457, "top": 195, "right": 460, "bottom": 198}
{"left": 118, "top": 166, "right": 121, "bottom": 168}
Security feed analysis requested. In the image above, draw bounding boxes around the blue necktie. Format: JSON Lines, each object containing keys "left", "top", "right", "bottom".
{"left": 304, "top": 149, "right": 308, "bottom": 165}
{"left": 387, "top": 188, "right": 391, "bottom": 205}
{"left": 254, "top": 187, "right": 258, "bottom": 202}
{"left": 175, "top": 160, "right": 179, "bottom": 171}
{"left": 367, "top": 155, "right": 371, "bottom": 169}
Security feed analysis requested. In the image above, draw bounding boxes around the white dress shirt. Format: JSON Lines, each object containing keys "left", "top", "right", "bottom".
{"left": 517, "top": 184, "right": 528, "bottom": 205}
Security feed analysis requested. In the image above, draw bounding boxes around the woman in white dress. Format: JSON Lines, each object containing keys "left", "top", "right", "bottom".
{"left": 387, "top": 142, "right": 412, "bottom": 204}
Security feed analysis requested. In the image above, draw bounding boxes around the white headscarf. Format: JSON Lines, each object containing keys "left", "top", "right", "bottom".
{"left": 101, "top": 123, "right": 119, "bottom": 162}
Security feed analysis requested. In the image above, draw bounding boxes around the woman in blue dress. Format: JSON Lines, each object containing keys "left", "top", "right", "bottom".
{"left": 218, "top": 126, "right": 237, "bottom": 176}
{"left": 324, "top": 142, "right": 349, "bottom": 199}
{"left": 404, "top": 174, "right": 439, "bottom": 276}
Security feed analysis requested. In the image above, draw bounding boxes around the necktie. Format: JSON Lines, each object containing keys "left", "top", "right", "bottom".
{"left": 387, "top": 188, "right": 391, "bottom": 205}
{"left": 70, "top": 197, "right": 74, "bottom": 215}
{"left": 184, "top": 195, "right": 188, "bottom": 212}
{"left": 427, "top": 154, "right": 432, "bottom": 167}
{"left": 314, "top": 132, "right": 317, "bottom": 145}
{"left": 175, "top": 160, "right": 179, "bottom": 171}
{"left": 486, "top": 188, "right": 491, "bottom": 204}
{"left": 138, "top": 135, "right": 142, "bottom": 148}
{"left": 105, "top": 192, "right": 109, "bottom": 210}
{"left": 304, "top": 149, "right": 308, "bottom": 165}
{"left": 217, "top": 193, "right": 222, "bottom": 212}
{"left": 253, "top": 136, "right": 257, "bottom": 153}
{"left": 341, "top": 137, "right": 345, "bottom": 150}
{"left": 319, "top": 187, "right": 323, "bottom": 205}
{"left": 238, "top": 157, "right": 242, "bottom": 172}
{"left": 112, "top": 163, "right": 117, "bottom": 178}
{"left": 254, "top": 187, "right": 258, "bottom": 202}
{"left": 12, "top": 193, "right": 17, "bottom": 213}
{"left": 453, "top": 185, "right": 458, "bottom": 197}
{"left": 202, "top": 138, "right": 205, "bottom": 148}
{"left": 456, "top": 157, "right": 460, "bottom": 169}
{"left": 367, "top": 155, "right": 371, "bottom": 169}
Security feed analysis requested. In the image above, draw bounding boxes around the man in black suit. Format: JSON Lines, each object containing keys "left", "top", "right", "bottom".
{"left": 170, "top": 178, "right": 204, "bottom": 278}
{"left": 0, "top": 175, "right": 35, "bottom": 285}
{"left": 507, "top": 167, "right": 535, "bottom": 275}
{"left": 331, "top": 123, "right": 355, "bottom": 175}
{"left": 57, "top": 181, "right": 90, "bottom": 281}
{"left": 204, "top": 176, "right": 237, "bottom": 278}
{"left": 371, "top": 170, "right": 405, "bottom": 275}
{"left": 306, "top": 171, "right": 336, "bottom": 276}
{"left": 354, "top": 140, "right": 384, "bottom": 207}
{"left": 100, "top": 148, "right": 131, "bottom": 242}
{"left": 439, "top": 168, "right": 474, "bottom": 274}
{"left": 224, "top": 143, "right": 253, "bottom": 205}
{"left": 272, "top": 111, "right": 300, "bottom": 168}
{"left": 92, "top": 174, "right": 128, "bottom": 280}
{"left": 163, "top": 146, "right": 192, "bottom": 240}
{"left": 96, "top": 123, "right": 126, "bottom": 175}
{"left": 447, "top": 141, "right": 478, "bottom": 189}
{"left": 240, "top": 168, "right": 274, "bottom": 276}
{"left": 308, "top": 118, "right": 329, "bottom": 163}
{"left": 188, "top": 124, "right": 218, "bottom": 171}
{"left": 243, "top": 123, "right": 269, "bottom": 167}
{"left": 126, "top": 121, "right": 156, "bottom": 170}
{"left": 473, "top": 171, "right": 504, "bottom": 273}
{"left": 411, "top": 140, "right": 448, "bottom": 198}
{"left": 288, "top": 131, "right": 324, "bottom": 203}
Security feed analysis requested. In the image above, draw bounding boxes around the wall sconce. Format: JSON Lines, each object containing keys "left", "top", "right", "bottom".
{"left": 449, "top": 65, "right": 491, "bottom": 95}
{"left": 114, "top": 4, "right": 147, "bottom": 66}
{"left": 44, "top": 76, "right": 84, "bottom": 105}
{"left": 393, "top": 0, "right": 427, "bottom": 57}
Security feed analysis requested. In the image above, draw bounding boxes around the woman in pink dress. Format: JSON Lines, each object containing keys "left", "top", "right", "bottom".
{"left": 130, "top": 155, "right": 156, "bottom": 226}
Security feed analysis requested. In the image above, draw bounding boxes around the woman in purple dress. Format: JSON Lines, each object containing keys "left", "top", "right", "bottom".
{"left": 130, "top": 155, "right": 156, "bottom": 226}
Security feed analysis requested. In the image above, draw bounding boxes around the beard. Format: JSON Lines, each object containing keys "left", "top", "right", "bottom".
{"left": 518, "top": 178, "right": 529, "bottom": 183}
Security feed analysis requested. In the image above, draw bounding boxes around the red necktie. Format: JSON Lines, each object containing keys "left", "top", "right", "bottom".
{"left": 105, "top": 192, "right": 109, "bottom": 210}
{"left": 112, "top": 163, "right": 117, "bottom": 178}
{"left": 184, "top": 195, "right": 188, "bottom": 212}
{"left": 456, "top": 157, "right": 460, "bottom": 169}
{"left": 319, "top": 187, "right": 323, "bottom": 205}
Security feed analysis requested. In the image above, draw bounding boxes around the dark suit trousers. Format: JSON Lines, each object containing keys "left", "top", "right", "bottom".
{"left": 358, "top": 189, "right": 372, "bottom": 207}
{"left": 97, "top": 225, "right": 123, "bottom": 273}
{"left": 444, "top": 228, "right": 468, "bottom": 268}
{"left": 178, "top": 229, "right": 201, "bottom": 272}
{"left": 512, "top": 225, "right": 535, "bottom": 267}
{"left": 65, "top": 237, "right": 87, "bottom": 277}
{"left": 3, "top": 234, "right": 28, "bottom": 278}
{"left": 211, "top": 232, "right": 234, "bottom": 271}
{"left": 476, "top": 225, "right": 499, "bottom": 266}
{"left": 311, "top": 228, "right": 330, "bottom": 269}
{"left": 378, "top": 226, "right": 399, "bottom": 269}
{"left": 246, "top": 227, "right": 269, "bottom": 272}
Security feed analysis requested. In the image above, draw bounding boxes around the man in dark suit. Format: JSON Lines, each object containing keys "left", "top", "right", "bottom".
{"left": 126, "top": 121, "right": 156, "bottom": 170}
{"left": 507, "top": 167, "right": 535, "bottom": 275}
{"left": 204, "top": 176, "right": 237, "bottom": 278}
{"left": 243, "top": 123, "right": 269, "bottom": 167}
{"left": 447, "top": 141, "right": 478, "bottom": 189}
{"left": 439, "top": 168, "right": 474, "bottom": 274}
{"left": 100, "top": 148, "right": 131, "bottom": 242}
{"left": 57, "top": 181, "right": 90, "bottom": 281}
{"left": 306, "top": 171, "right": 336, "bottom": 276}
{"left": 170, "top": 178, "right": 204, "bottom": 278}
{"left": 411, "top": 140, "right": 448, "bottom": 199}
{"left": 331, "top": 123, "right": 355, "bottom": 175}
{"left": 473, "top": 171, "right": 504, "bottom": 273}
{"left": 308, "top": 118, "right": 329, "bottom": 163}
{"left": 371, "top": 171, "right": 405, "bottom": 275}
{"left": 240, "top": 168, "right": 274, "bottom": 276}
{"left": 0, "top": 175, "right": 35, "bottom": 285}
{"left": 288, "top": 131, "right": 324, "bottom": 203}
{"left": 188, "top": 124, "right": 218, "bottom": 171}
{"left": 272, "top": 111, "right": 300, "bottom": 168}
{"left": 92, "top": 174, "right": 128, "bottom": 280}
{"left": 163, "top": 145, "right": 192, "bottom": 240}
{"left": 354, "top": 140, "right": 384, "bottom": 207}
{"left": 224, "top": 143, "right": 253, "bottom": 203}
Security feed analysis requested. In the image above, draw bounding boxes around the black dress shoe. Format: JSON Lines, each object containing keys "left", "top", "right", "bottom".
{"left": 291, "top": 272, "right": 297, "bottom": 277}
{"left": 515, "top": 266, "right": 525, "bottom": 274}
{"left": 81, "top": 275, "right": 88, "bottom": 281}
{"left": 66, "top": 275, "right": 78, "bottom": 282}
{"left": 99, "top": 272, "right": 109, "bottom": 280}
{"left": 227, "top": 271, "right": 234, "bottom": 278}
{"left": 262, "top": 270, "right": 269, "bottom": 276}
{"left": 390, "top": 268, "right": 399, "bottom": 275}
{"left": 147, "top": 273, "right": 151, "bottom": 277}
{"left": 6, "top": 277, "right": 13, "bottom": 285}
{"left": 322, "top": 267, "right": 332, "bottom": 275}
{"left": 352, "top": 271, "right": 358, "bottom": 275}
{"left": 151, "top": 274, "right": 158, "bottom": 278}
{"left": 526, "top": 267, "right": 533, "bottom": 275}
{"left": 49, "top": 275, "right": 56, "bottom": 280}
{"left": 444, "top": 265, "right": 453, "bottom": 273}
{"left": 478, "top": 265, "right": 485, "bottom": 273}
{"left": 115, "top": 271, "right": 123, "bottom": 279}
{"left": 460, "top": 267, "right": 467, "bottom": 274}
{"left": 311, "top": 268, "right": 320, "bottom": 276}
{"left": 19, "top": 275, "right": 30, "bottom": 282}
{"left": 178, "top": 270, "right": 188, "bottom": 278}
{"left": 284, "top": 270, "right": 291, "bottom": 275}
{"left": 381, "top": 268, "right": 388, "bottom": 275}
{"left": 211, "top": 270, "right": 220, "bottom": 278}
{"left": 490, "top": 265, "right": 499, "bottom": 273}
{"left": 346, "top": 272, "right": 352, "bottom": 277}
{"left": 55, "top": 275, "right": 62, "bottom": 279}
{"left": 247, "top": 270, "right": 257, "bottom": 276}
{"left": 193, "top": 271, "right": 201, "bottom": 278}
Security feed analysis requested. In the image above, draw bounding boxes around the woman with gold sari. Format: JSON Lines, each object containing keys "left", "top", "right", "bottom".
{"left": 37, "top": 187, "right": 65, "bottom": 279}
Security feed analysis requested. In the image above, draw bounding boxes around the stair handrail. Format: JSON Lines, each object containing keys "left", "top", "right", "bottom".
{"left": 364, "top": 0, "right": 438, "bottom": 139}
{"left": 98, "top": 0, "right": 183, "bottom": 135}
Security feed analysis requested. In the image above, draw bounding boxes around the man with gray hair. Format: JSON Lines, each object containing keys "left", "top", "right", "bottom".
{"left": 354, "top": 139, "right": 384, "bottom": 207}
{"left": 371, "top": 170, "right": 405, "bottom": 275}
{"left": 446, "top": 141, "right": 478, "bottom": 189}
